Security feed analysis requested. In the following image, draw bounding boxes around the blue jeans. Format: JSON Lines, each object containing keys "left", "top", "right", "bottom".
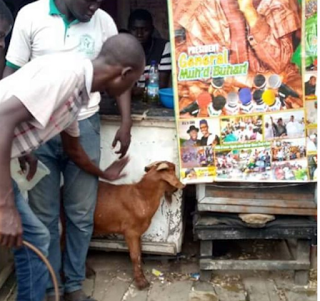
{"left": 13, "top": 181, "right": 50, "bottom": 301}
{"left": 28, "top": 114, "right": 101, "bottom": 295}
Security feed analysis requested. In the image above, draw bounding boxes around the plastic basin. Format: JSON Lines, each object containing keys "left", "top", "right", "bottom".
{"left": 159, "top": 88, "right": 174, "bottom": 109}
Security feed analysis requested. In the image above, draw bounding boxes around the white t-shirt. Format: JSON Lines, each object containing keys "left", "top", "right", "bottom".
{"left": 6, "top": 0, "right": 118, "bottom": 120}
{"left": 264, "top": 125, "right": 274, "bottom": 139}
{"left": 307, "top": 138, "right": 317, "bottom": 152}
{"left": 0, "top": 53, "right": 92, "bottom": 158}
{"left": 286, "top": 121, "right": 300, "bottom": 137}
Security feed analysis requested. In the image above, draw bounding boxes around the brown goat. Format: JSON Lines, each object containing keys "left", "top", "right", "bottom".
{"left": 93, "top": 161, "right": 185, "bottom": 289}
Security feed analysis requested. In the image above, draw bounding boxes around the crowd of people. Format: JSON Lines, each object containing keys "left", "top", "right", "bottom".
{"left": 221, "top": 117, "right": 263, "bottom": 143}
{"left": 265, "top": 115, "right": 305, "bottom": 139}
{"left": 181, "top": 146, "right": 214, "bottom": 168}
{"left": 216, "top": 147, "right": 271, "bottom": 179}
{"left": 272, "top": 161, "right": 308, "bottom": 181}
{"left": 272, "top": 140, "right": 306, "bottom": 162}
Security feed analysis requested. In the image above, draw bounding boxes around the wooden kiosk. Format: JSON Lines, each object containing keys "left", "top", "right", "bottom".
{"left": 194, "top": 183, "right": 317, "bottom": 284}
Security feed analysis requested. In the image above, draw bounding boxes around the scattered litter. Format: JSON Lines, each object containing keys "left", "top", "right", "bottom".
{"left": 152, "top": 269, "right": 164, "bottom": 277}
{"left": 190, "top": 273, "right": 200, "bottom": 281}
{"left": 152, "top": 269, "right": 165, "bottom": 280}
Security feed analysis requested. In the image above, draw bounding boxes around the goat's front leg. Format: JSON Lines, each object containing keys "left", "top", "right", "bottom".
{"left": 125, "top": 233, "right": 149, "bottom": 289}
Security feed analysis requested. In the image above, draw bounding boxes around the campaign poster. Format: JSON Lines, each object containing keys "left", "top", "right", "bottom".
{"left": 168, "top": 0, "right": 317, "bottom": 184}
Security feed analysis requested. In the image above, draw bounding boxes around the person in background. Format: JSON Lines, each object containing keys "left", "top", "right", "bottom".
{"left": 224, "top": 130, "right": 238, "bottom": 143}
{"left": 264, "top": 122, "right": 274, "bottom": 140}
{"left": 236, "top": 122, "right": 249, "bottom": 142}
{"left": 199, "top": 119, "right": 218, "bottom": 146}
{"left": 305, "top": 76, "right": 316, "bottom": 96}
{"left": 183, "top": 125, "right": 200, "bottom": 147}
{"left": 128, "top": 9, "right": 172, "bottom": 96}
{"left": 307, "top": 134, "right": 317, "bottom": 152}
{"left": 0, "top": 0, "right": 13, "bottom": 77}
{"left": 0, "top": 34, "right": 144, "bottom": 301}
{"left": 185, "top": 168, "right": 197, "bottom": 180}
{"left": 286, "top": 115, "right": 301, "bottom": 137}
{"left": 3, "top": 1, "right": 133, "bottom": 300}
{"left": 212, "top": 135, "right": 220, "bottom": 147}
{"left": 271, "top": 117, "right": 287, "bottom": 138}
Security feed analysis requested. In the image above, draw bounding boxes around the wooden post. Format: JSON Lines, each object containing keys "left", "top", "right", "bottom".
{"left": 294, "top": 240, "right": 311, "bottom": 285}
{"left": 200, "top": 241, "right": 213, "bottom": 281}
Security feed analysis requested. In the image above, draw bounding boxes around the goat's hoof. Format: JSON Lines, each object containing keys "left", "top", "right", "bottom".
{"left": 135, "top": 277, "right": 150, "bottom": 290}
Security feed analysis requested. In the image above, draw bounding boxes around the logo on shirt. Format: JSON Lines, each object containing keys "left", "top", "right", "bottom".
{"left": 79, "top": 35, "right": 95, "bottom": 56}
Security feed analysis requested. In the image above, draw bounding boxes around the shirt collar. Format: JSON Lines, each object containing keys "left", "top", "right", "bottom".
{"left": 49, "top": 0, "right": 79, "bottom": 25}
{"left": 49, "top": 0, "right": 61, "bottom": 15}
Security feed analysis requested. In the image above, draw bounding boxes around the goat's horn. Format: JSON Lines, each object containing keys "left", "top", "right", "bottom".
{"left": 156, "top": 163, "right": 169, "bottom": 171}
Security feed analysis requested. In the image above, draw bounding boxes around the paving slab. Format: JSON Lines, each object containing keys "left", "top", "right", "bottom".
{"left": 148, "top": 280, "right": 193, "bottom": 301}
{"left": 92, "top": 270, "right": 116, "bottom": 300}
{"left": 193, "top": 281, "right": 215, "bottom": 293}
{"left": 83, "top": 277, "right": 94, "bottom": 297}
{"left": 101, "top": 277, "right": 132, "bottom": 301}
{"left": 188, "top": 291, "right": 218, "bottom": 301}
{"left": 213, "top": 286, "right": 247, "bottom": 301}
{"left": 243, "top": 277, "right": 280, "bottom": 301}
{"left": 285, "top": 291, "right": 317, "bottom": 301}
{"left": 210, "top": 274, "right": 247, "bottom": 301}
{"left": 122, "top": 283, "right": 148, "bottom": 301}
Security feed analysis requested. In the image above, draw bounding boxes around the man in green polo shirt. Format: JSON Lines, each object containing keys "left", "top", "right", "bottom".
{"left": 4, "top": 1, "right": 132, "bottom": 300}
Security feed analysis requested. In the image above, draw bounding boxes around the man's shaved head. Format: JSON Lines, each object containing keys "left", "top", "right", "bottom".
{"left": 92, "top": 34, "right": 145, "bottom": 97}
{"left": 99, "top": 33, "right": 145, "bottom": 72}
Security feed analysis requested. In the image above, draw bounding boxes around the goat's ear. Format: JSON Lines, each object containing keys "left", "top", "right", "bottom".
{"left": 145, "top": 161, "right": 162, "bottom": 172}
{"left": 156, "top": 162, "right": 170, "bottom": 171}
{"left": 164, "top": 173, "right": 185, "bottom": 189}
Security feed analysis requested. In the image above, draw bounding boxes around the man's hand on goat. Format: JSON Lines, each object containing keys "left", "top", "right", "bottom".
{"left": 102, "top": 156, "right": 129, "bottom": 181}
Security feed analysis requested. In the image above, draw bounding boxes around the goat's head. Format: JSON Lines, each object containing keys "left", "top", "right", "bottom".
{"left": 144, "top": 161, "right": 185, "bottom": 203}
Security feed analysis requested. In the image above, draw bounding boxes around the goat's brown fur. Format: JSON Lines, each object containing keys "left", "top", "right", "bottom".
{"left": 93, "top": 161, "right": 184, "bottom": 289}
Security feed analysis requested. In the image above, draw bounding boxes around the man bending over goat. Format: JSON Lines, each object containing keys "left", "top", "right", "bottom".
{"left": 0, "top": 34, "right": 144, "bottom": 301}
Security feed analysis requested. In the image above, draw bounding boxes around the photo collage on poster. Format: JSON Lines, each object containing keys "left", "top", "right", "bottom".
{"left": 168, "top": 0, "right": 318, "bottom": 183}
{"left": 305, "top": 0, "right": 318, "bottom": 181}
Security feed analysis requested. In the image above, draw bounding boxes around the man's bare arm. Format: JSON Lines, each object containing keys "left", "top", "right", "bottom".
{"left": 2, "top": 65, "right": 17, "bottom": 78}
{"left": 61, "top": 131, "right": 129, "bottom": 181}
{"left": 113, "top": 89, "right": 133, "bottom": 158}
{"left": 0, "top": 96, "right": 33, "bottom": 248}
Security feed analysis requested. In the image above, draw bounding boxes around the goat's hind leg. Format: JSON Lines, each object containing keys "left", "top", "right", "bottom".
{"left": 125, "top": 233, "right": 149, "bottom": 290}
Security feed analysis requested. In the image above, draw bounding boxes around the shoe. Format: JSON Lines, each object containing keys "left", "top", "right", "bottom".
{"left": 64, "top": 290, "right": 96, "bottom": 301}
{"left": 47, "top": 295, "right": 64, "bottom": 301}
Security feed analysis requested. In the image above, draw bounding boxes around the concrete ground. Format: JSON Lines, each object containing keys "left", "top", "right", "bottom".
{"left": 0, "top": 247, "right": 317, "bottom": 301}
